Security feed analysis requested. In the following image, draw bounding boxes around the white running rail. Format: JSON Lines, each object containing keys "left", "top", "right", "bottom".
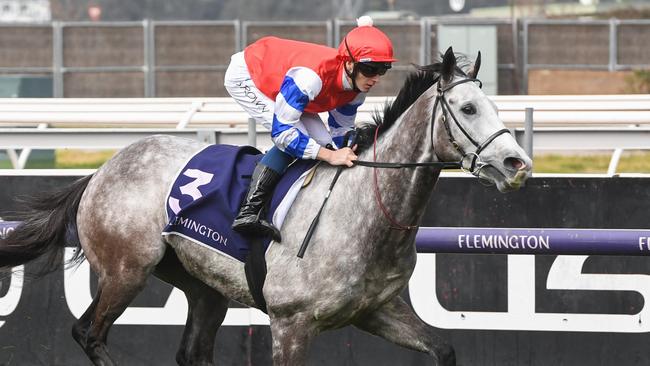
{"left": 1, "top": 95, "right": 649, "bottom": 171}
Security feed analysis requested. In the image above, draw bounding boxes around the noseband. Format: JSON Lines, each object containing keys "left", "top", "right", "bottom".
{"left": 432, "top": 78, "right": 511, "bottom": 177}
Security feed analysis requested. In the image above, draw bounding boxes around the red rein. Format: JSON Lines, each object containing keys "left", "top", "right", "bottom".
{"left": 372, "top": 126, "right": 417, "bottom": 231}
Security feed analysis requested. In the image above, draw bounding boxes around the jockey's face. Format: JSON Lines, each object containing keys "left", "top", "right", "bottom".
{"left": 345, "top": 61, "right": 388, "bottom": 93}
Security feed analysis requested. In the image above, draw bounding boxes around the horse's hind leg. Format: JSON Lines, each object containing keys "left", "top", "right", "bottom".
{"left": 154, "top": 249, "right": 229, "bottom": 366}
{"left": 71, "top": 287, "right": 101, "bottom": 350}
{"left": 76, "top": 272, "right": 151, "bottom": 366}
{"left": 70, "top": 236, "right": 158, "bottom": 366}
{"left": 354, "top": 295, "right": 456, "bottom": 366}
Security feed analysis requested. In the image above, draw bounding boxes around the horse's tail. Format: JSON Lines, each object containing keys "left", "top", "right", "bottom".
{"left": 0, "top": 175, "right": 92, "bottom": 274}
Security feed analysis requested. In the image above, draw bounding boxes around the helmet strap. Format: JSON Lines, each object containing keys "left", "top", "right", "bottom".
{"left": 344, "top": 37, "right": 361, "bottom": 92}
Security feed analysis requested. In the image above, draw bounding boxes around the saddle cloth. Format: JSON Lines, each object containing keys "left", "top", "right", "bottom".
{"left": 162, "top": 144, "right": 316, "bottom": 262}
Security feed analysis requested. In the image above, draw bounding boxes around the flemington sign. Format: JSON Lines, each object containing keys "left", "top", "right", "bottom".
{"left": 416, "top": 227, "right": 650, "bottom": 255}
{"left": 2, "top": 221, "right": 650, "bottom": 333}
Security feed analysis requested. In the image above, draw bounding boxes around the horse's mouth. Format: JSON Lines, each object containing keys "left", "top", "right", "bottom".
{"left": 481, "top": 165, "right": 531, "bottom": 193}
{"left": 504, "top": 169, "right": 529, "bottom": 190}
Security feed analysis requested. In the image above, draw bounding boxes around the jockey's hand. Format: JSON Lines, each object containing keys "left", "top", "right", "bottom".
{"left": 318, "top": 146, "right": 357, "bottom": 167}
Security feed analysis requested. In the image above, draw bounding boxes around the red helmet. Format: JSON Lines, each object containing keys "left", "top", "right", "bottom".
{"left": 338, "top": 17, "right": 397, "bottom": 63}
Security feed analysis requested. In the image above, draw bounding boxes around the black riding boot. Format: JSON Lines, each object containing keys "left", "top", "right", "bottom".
{"left": 232, "top": 163, "right": 282, "bottom": 242}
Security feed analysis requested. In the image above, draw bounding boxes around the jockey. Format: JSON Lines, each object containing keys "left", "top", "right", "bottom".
{"left": 224, "top": 16, "right": 396, "bottom": 241}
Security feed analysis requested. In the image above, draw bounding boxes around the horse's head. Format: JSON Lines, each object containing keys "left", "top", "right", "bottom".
{"left": 432, "top": 47, "right": 532, "bottom": 192}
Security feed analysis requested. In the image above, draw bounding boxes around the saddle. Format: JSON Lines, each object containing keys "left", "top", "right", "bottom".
{"left": 162, "top": 144, "right": 318, "bottom": 311}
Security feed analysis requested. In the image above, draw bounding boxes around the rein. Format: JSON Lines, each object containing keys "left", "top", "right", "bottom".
{"left": 298, "top": 75, "right": 514, "bottom": 257}
{"left": 353, "top": 76, "right": 512, "bottom": 231}
{"left": 353, "top": 161, "right": 461, "bottom": 169}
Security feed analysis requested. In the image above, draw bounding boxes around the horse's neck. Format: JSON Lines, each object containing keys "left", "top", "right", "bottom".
{"left": 353, "top": 86, "right": 440, "bottom": 245}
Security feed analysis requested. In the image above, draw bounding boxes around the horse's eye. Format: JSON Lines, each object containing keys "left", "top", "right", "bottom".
{"left": 461, "top": 104, "right": 476, "bottom": 115}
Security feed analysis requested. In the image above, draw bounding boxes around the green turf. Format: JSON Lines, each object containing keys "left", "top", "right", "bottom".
{"left": 533, "top": 151, "right": 650, "bottom": 174}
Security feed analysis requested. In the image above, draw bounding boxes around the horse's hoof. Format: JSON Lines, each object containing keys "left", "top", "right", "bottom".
{"left": 87, "top": 342, "right": 117, "bottom": 366}
{"left": 176, "top": 352, "right": 214, "bottom": 366}
{"left": 434, "top": 343, "right": 456, "bottom": 366}
{"left": 71, "top": 324, "right": 87, "bottom": 348}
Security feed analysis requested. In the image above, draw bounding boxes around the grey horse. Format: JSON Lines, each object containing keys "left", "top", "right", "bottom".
{"left": 0, "top": 47, "right": 532, "bottom": 365}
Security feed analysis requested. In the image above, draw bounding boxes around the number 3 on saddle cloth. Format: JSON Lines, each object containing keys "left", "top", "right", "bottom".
{"left": 162, "top": 144, "right": 317, "bottom": 262}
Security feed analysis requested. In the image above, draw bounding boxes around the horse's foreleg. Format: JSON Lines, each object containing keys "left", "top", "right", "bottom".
{"left": 354, "top": 295, "right": 456, "bottom": 366}
{"left": 269, "top": 314, "right": 316, "bottom": 366}
{"left": 178, "top": 288, "right": 228, "bottom": 366}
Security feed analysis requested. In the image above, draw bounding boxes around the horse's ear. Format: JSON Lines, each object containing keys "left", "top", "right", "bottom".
{"left": 441, "top": 47, "right": 456, "bottom": 83}
{"left": 468, "top": 51, "right": 481, "bottom": 79}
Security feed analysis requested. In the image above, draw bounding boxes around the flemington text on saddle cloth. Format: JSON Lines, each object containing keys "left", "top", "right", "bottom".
{"left": 162, "top": 144, "right": 316, "bottom": 262}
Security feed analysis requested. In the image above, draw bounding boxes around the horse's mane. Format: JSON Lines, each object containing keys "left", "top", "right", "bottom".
{"left": 355, "top": 56, "right": 471, "bottom": 153}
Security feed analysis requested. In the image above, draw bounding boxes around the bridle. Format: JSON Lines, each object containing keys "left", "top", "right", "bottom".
{"left": 355, "top": 76, "right": 510, "bottom": 174}
{"left": 353, "top": 76, "right": 512, "bottom": 230}
{"left": 433, "top": 77, "right": 510, "bottom": 177}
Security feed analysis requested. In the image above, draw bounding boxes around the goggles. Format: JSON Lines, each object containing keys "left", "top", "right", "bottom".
{"left": 356, "top": 62, "right": 391, "bottom": 77}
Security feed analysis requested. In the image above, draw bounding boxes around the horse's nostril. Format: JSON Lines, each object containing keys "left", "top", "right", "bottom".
{"left": 505, "top": 157, "right": 526, "bottom": 171}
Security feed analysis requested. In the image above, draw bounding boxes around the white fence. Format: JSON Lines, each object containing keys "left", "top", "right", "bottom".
{"left": 0, "top": 95, "right": 649, "bottom": 170}
{"left": 1, "top": 95, "right": 650, "bottom": 128}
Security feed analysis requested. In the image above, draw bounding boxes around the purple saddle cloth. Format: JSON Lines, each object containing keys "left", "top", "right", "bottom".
{"left": 162, "top": 144, "right": 315, "bottom": 262}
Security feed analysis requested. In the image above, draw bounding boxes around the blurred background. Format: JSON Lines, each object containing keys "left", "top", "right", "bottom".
{"left": 1, "top": 0, "right": 649, "bottom": 171}
{"left": 2, "top": 0, "right": 649, "bottom": 97}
